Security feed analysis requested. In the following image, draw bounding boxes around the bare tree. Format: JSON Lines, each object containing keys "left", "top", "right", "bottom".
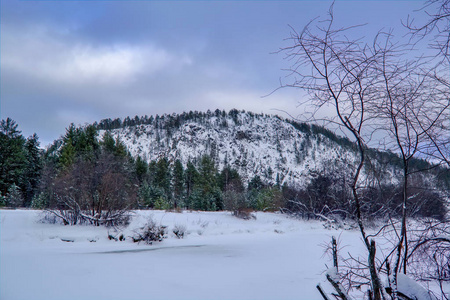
{"left": 47, "top": 151, "right": 137, "bottom": 226}
{"left": 404, "top": 0, "right": 450, "bottom": 167}
{"left": 368, "top": 31, "right": 449, "bottom": 296}
{"left": 405, "top": 0, "right": 450, "bottom": 62}
{"left": 280, "top": 4, "right": 389, "bottom": 298}
{"left": 280, "top": 2, "right": 449, "bottom": 299}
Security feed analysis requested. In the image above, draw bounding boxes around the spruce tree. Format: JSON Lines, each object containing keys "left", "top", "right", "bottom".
{"left": 59, "top": 124, "right": 77, "bottom": 169}
{"left": 155, "top": 157, "right": 171, "bottom": 202}
{"left": 23, "top": 134, "right": 42, "bottom": 206}
{"left": 101, "top": 131, "right": 116, "bottom": 153}
{"left": 0, "top": 118, "right": 27, "bottom": 198}
{"left": 172, "top": 159, "right": 185, "bottom": 208}
{"left": 185, "top": 161, "right": 199, "bottom": 207}
{"left": 135, "top": 156, "right": 148, "bottom": 182}
{"left": 6, "top": 183, "right": 23, "bottom": 208}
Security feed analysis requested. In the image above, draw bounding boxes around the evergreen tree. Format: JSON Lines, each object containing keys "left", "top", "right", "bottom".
{"left": 6, "top": 183, "right": 23, "bottom": 208}
{"left": 79, "top": 125, "right": 99, "bottom": 158}
{"left": 138, "top": 182, "right": 168, "bottom": 209}
{"left": 155, "top": 157, "right": 171, "bottom": 201}
{"left": 101, "top": 131, "right": 116, "bottom": 153}
{"left": 256, "top": 187, "right": 283, "bottom": 212}
{"left": 59, "top": 124, "right": 77, "bottom": 169}
{"left": 59, "top": 124, "right": 100, "bottom": 167}
{"left": 0, "top": 192, "right": 5, "bottom": 207}
{"left": 172, "top": 159, "right": 185, "bottom": 208}
{"left": 30, "top": 192, "right": 48, "bottom": 209}
{"left": 148, "top": 160, "right": 157, "bottom": 185}
{"left": 185, "top": 160, "right": 199, "bottom": 202}
{"left": 0, "top": 118, "right": 27, "bottom": 198}
{"left": 198, "top": 155, "right": 217, "bottom": 192}
{"left": 114, "top": 137, "right": 127, "bottom": 157}
{"left": 247, "top": 175, "right": 265, "bottom": 209}
{"left": 22, "top": 134, "right": 42, "bottom": 206}
{"left": 188, "top": 187, "right": 203, "bottom": 211}
{"left": 197, "top": 155, "right": 222, "bottom": 210}
{"left": 218, "top": 166, "right": 243, "bottom": 192}
{"left": 135, "top": 156, "right": 148, "bottom": 182}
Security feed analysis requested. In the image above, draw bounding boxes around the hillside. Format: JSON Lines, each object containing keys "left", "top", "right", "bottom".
{"left": 96, "top": 109, "right": 401, "bottom": 189}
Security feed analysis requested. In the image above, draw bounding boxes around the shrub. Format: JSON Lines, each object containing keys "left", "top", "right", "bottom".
{"left": 232, "top": 208, "right": 256, "bottom": 220}
{"left": 132, "top": 218, "right": 167, "bottom": 244}
{"left": 154, "top": 196, "right": 170, "bottom": 210}
{"left": 172, "top": 224, "right": 187, "bottom": 239}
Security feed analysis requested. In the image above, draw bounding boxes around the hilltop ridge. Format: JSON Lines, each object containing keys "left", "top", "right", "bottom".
{"left": 95, "top": 109, "right": 401, "bottom": 189}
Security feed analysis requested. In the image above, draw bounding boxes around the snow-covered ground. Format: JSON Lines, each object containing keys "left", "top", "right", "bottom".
{"left": 1, "top": 209, "right": 365, "bottom": 300}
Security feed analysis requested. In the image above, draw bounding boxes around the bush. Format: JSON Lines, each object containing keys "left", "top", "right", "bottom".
{"left": 256, "top": 187, "right": 283, "bottom": 211}
{"left": 172, "top": 224, "right": 187, "bottom": 239}
{"left": 154, "top": 196, "right": 170, "bottom": 210}
{"left": 232, "top": 208, "right": 256, "bottom": 220}
{"left": 132, "top": 218, "right": 167, "bottom": 244}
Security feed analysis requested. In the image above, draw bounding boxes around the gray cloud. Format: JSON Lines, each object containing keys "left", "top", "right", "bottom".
{"left": 1, "top": 0, "right": 424, "bottom": 146}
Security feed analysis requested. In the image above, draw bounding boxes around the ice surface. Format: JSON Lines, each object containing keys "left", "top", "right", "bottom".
{"left": 1, "top": 209, "right": 356, "bottom": 300}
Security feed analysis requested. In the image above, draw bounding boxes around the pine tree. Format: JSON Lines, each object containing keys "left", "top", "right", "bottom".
{"left": 101, "top": 131, "right": 116, "bottom": 153}
{"left": 197, "top": 155, "right": 222, "bottom": 210}
{"left": 135, "top": 156, "right": 148, "bottom": 182}
{"left": 172, "top": 159, "right": 185, "bottom": 208}
{"left": 114, "top": 137, "right": 127, "bottom": 157}
{"left": 138, "top": 181, "right": 153, "bottom": 208}
{"left": 30, "top": 192, "right": 48, "bottom": 209}
{"left": 185, "top": 160, "right": 199, "bottom": 203}
{"left": 198, "top": 155, "right": 217, "bottom": 193}
{"left": 155, "top": 157, "right": 171, "bottom": 202}
{"left": 23, "top": 134, "right": 42, "bottom": 206}
{"left": 248, "top": 175, "right": 265, "bottom": 209}
{"left": 6, "top": 183, "right": 23, "bottom": 208}
{"left": 219, "top": 166, "right": 243, "bottom": 192}
{"left": 0, "top": 118, "right": 27, "bottom": 197}
{"left": 59, "top": 124, "right": 77, "bottom": 169}
{"left": 0, "top": 192, "right": 6, "bottom": 207}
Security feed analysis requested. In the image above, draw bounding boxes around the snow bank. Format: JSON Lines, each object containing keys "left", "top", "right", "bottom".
{"left": 1, "top": 209, "right": 357, "bottom": 300}
{"left": 397, "top": 273, "right": 438, "bottom": 300}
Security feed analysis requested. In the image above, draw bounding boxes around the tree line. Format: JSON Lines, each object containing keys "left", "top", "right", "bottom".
{"left": 0, "top": 119, "right": 288, "bottom": 221}
{"left": 1, "top": 116, "right": 447, "bottom": 226}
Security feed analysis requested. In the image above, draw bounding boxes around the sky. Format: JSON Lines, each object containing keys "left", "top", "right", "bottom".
{"left": 1, "top": 0, "right": 428, "bottom": 146}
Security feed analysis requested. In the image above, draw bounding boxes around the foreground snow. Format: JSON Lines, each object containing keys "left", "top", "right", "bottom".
{"left": 2, "top": 210, "right": 363, "bottom": 300}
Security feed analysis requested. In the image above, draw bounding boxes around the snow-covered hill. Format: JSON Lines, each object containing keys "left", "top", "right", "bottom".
{"left": 98, "top": 110, "right": 399, "bottom": 189}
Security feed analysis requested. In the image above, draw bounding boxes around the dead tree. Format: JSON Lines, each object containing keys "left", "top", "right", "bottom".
{"left": 404, "top": 0, "right": 450, "bottom": 167}
{"left": 279, "top": 2, "right": 449, "bottom": 299}
{"left": 405, "top": 0, "right": 450, "bottom": 63}
{"left": 280, "top": 4, "right": 387, "bottom": 299}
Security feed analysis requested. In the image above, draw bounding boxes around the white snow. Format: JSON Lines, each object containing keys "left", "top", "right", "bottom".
{"left": 397, "top": 273, "right": 438, "bottom": 300}
{"left": 99, "top": 112, "right": 400, "bottom": 189}
{"left": 1, "top": 209, "right": 356, "bottom": 300}
{"left": 3, "top": 210, "right": 447, "bottom": 300}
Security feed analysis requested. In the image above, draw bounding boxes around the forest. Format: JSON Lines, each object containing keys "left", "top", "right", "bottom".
{"left": 1, "top": 111, "right": 448, "bottom": 225}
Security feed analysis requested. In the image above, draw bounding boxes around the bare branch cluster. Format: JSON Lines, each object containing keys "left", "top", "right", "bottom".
{"left": 279, "top": 1, "right": 449, "bottom": 299}
{"left": 405, "top": 0, "right": 450, "bottom": 62}
{"left": 45, "top": 151, "right": 137, "bottom": 227}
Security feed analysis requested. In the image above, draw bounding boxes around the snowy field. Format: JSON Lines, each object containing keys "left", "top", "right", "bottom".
{"left": 1, "top": 209, "right": 366, "bottom": 300}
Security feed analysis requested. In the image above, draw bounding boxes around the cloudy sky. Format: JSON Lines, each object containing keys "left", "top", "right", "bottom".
{"left": 1, "top": 0, "right": 426, "bottom": 146}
